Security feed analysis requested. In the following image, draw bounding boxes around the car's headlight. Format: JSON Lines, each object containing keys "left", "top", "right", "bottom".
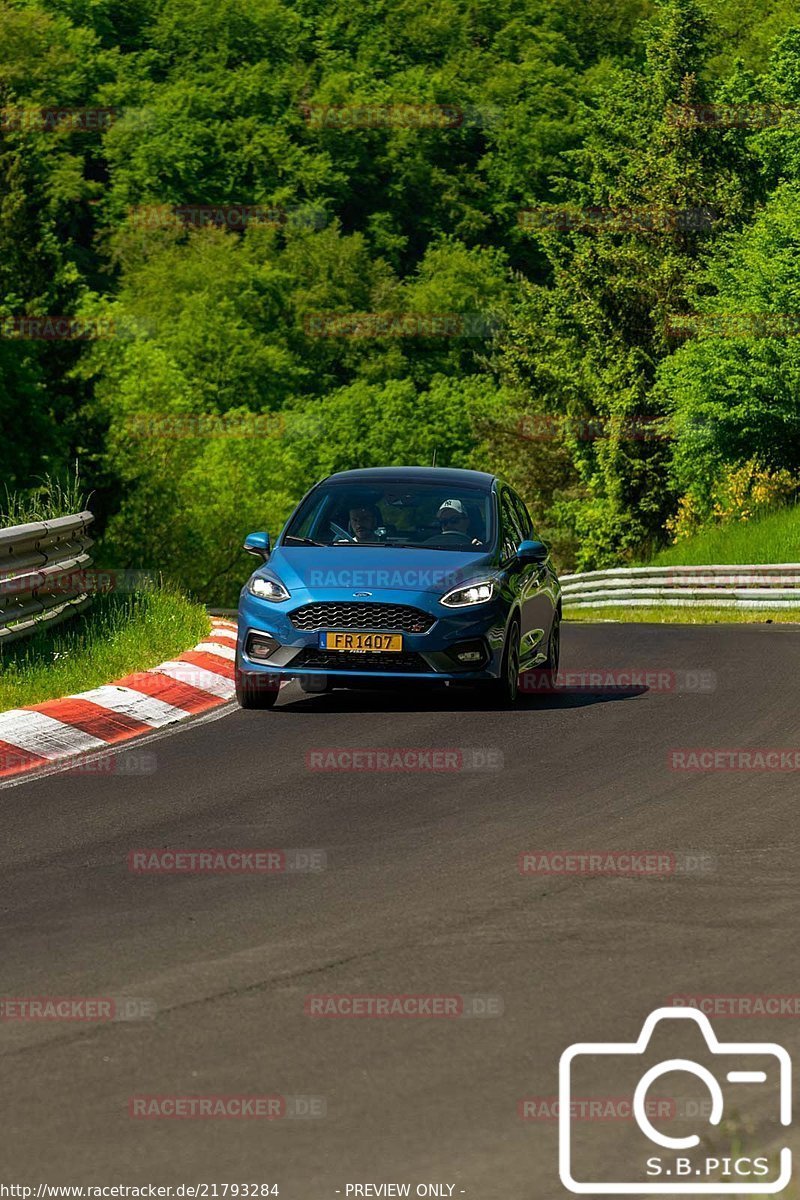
{"left": 248, "top": 576, "right": 290, "bottom": 602}
{"left": 441, "top": 580, "right": 496, "bottom": 607}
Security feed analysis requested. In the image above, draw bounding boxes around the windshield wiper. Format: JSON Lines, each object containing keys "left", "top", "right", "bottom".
{"left": 332, "top": 540, "right": 422, "bottom": 548}
{"left": 388, "top": 541, "right": 484, "bottom": 550}
{"left": 283, "top": 535, "right": 325, "bottom": 546}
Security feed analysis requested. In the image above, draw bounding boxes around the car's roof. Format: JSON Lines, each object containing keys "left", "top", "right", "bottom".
{"left": 322, "top": 466, "right": 497, "bottom": 488}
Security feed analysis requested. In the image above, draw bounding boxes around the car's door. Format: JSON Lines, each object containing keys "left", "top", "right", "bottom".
{"left": 501, "top": 487, "right": 553, "bottom": 666}
{"left": 495, "top": 486, "right": 523, "bottom": 629}
{"left": 497, "top": 487, "right": 529, "bottom": 640}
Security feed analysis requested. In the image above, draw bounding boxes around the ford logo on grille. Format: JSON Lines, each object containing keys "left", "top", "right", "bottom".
{"left": 353, "top": 591, "right": 372, "bottom": 597}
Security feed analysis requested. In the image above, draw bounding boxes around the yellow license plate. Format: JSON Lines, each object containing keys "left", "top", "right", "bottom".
{"left": 322, "top": 631, "right": 403, "bottom": 652}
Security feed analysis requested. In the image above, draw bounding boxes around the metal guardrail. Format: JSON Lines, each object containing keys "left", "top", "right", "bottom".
{"left": 560, "top": 563, "right": 800, "bottom": 609}
{"left": 0, "top": 512, "right": 95, "bottom": 644}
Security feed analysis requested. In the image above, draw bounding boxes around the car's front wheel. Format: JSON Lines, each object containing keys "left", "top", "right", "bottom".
{"left": 540, "top": 608, "right": 561, "bottom": 690}
{"left": 235, "top": 666, "right": 280, "bottom": 709}
{"left": 483, "top": 618, "right": 521, "bottom": 707}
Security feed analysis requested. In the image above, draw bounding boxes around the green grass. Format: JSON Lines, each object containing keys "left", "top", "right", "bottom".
{"left": 647, "top": 503, "right": 800, "bottom": 567}
{"left": 1, "top": 468, "right": 88, "bottom": 527}
{"left": 0, "top": 586, "right": 210, "bottom": 711}
{"left": 565, "top": 605, "right": 800, "bottom": 624}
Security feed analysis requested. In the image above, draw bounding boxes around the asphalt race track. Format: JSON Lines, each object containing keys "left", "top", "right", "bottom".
{"left": 2, "top": 621, "right": 799, "bottom": 1197}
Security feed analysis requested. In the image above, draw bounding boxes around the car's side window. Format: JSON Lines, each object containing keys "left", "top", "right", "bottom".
{"left": 509, "top": 490, "right": 533, "bottom": 540}
{"left": 290, "top": 495, "right": 327, "bottom": 540}
{"left": 499, "top": 490, "right": 523, "bottom": 561}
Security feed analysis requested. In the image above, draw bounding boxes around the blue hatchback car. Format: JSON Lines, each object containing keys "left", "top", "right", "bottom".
{"left": 236, "top": 466, "right": 561, "bottom": 707}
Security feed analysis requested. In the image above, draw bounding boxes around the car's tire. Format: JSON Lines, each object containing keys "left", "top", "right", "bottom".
{"left": 483, "top": 618, "right": 521, "bottom": 707}
{"left": 540, "top": 608, "right": 561, "bottom": 691}
{"left": 235, "top": 667, "right": 280, "bottom": 709}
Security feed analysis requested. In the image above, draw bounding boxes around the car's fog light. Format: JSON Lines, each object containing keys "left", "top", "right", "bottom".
{"left": 247, "top": 633, "right": 279, "bottom": 661}
{"left": 448, "top": 639, "right": 488, "bottom": 668}
{"left": 457, "top": 649, "right": 483, "bottom": 663}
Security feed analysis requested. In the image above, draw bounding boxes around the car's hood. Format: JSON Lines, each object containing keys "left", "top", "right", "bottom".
{"left": 260, "top": 545, "right": 496, "bottom": 594}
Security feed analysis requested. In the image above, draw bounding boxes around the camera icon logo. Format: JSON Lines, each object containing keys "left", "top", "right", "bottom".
{"left": 559, "top": 1006, "right": 792, "bottom": 1194}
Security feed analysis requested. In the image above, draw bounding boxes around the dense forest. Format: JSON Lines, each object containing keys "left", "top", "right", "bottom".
{"left": 2, "top": 0, "right": 800, "bottom": 602}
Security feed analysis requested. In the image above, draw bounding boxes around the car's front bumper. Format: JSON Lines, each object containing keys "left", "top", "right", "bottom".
{"left": 237, "top": 587, "right": 509, "bottom": 683}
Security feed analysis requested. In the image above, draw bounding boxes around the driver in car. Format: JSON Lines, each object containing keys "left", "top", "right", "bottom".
{"left": 436, "top": 499, "right": 483, "bottom": 546}
{"left": 348, "top": 503, "right": 381, "bottom": 542}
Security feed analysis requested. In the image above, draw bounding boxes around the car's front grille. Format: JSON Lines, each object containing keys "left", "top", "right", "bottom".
{"left": 290, "top": 602, "right": 434, "bottom": 634}
{"left": 295, "top": 648, "right": 433, "bottom": 673}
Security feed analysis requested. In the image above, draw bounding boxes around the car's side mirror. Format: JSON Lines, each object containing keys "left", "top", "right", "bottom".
{"left": 243, "top": 531, "right": 270, "bottom": 560}
{"left": 516, "top": 539, "right": 548, "bottom": 564}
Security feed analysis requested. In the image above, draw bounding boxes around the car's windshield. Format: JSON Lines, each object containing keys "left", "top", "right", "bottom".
{"left": 283, "top": 479, "right": 495, "bottom": 551}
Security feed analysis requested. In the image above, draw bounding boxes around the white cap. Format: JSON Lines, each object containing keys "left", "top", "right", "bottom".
{"left": 437, "top": 498, "right": 466, "bottom": 516}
